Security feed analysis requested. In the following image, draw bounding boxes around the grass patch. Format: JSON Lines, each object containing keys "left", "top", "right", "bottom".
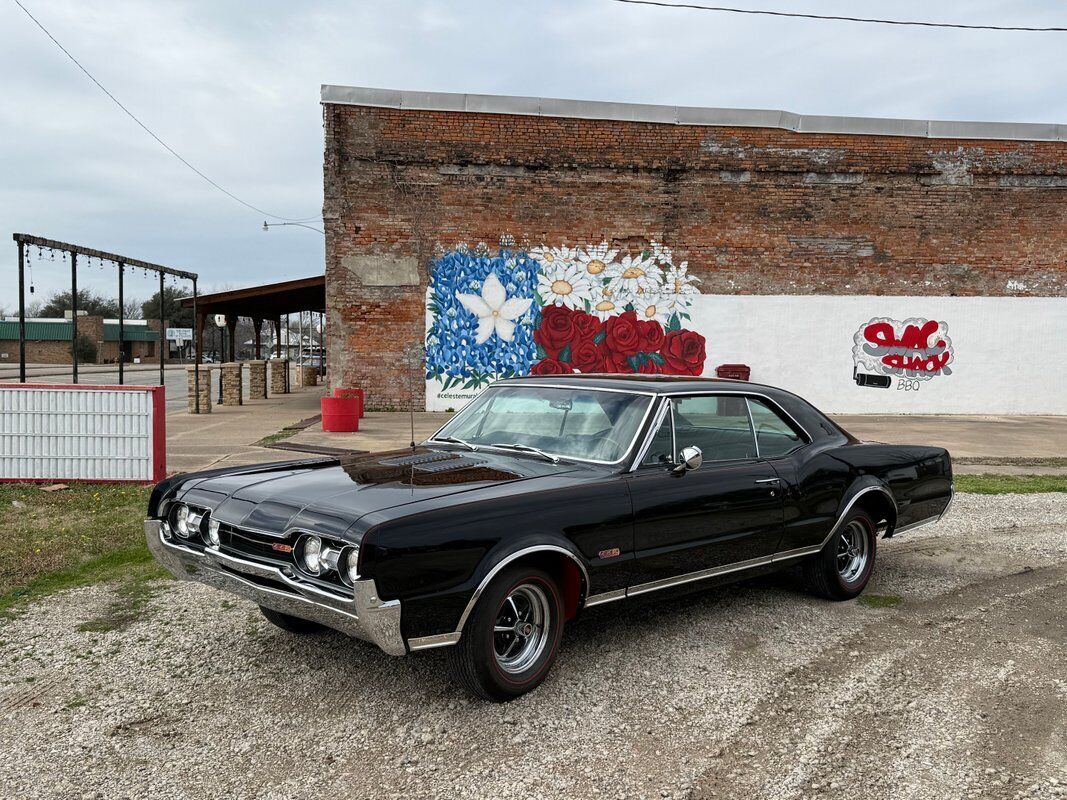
{"left": 858, "top": 594, "right": 902, "bottom": 609}
{"left": 955, "top": 474, "right": 1067, "bottom": 495}
{"left": 0, "top": 483, "right": 163, "bottom": 614}
{"left": 254, "top": 428, "right": 299, "bottom": 447}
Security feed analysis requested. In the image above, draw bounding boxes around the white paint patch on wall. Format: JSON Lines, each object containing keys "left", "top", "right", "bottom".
{"left": 687, "top": 295, "right": 1067, "bottom": 415}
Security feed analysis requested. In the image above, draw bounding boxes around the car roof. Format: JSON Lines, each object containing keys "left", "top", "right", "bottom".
{"left": 496, "top": 373, "right": 779, "bottom": 396}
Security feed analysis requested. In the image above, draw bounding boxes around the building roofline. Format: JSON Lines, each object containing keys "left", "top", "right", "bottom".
{"left": 320, "top": 84, "right": 1067, "bottom": 143}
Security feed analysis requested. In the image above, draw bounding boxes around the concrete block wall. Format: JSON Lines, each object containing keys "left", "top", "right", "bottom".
{"left": 323, "top": 96, "right": 1067, "bottom": 409}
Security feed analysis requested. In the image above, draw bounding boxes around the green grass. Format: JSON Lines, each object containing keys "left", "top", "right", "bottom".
{"left": 955, "top": 474, "right": 1067, "bottom": 495}
{"left": 0, "top": 484, "right": 164, "bottom": 615}
{"left": 254, "top": 428, "right": 299, "bottom": 447}
{"left": 858, "top": 594, "right": 902, "bottom": 609}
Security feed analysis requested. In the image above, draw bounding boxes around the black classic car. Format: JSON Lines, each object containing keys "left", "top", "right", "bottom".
{"left": 146, "top": 375, "right": 953, "bottom": 700}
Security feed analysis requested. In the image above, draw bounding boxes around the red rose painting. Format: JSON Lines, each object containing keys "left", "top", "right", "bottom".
{"left": 530, "top": 304, "right": 706, "bottom": 377}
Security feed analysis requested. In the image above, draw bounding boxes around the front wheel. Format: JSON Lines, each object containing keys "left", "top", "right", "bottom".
{"left": 802, "top": 512, "right": 877, "bottom": 600}
{"left": 448, "top": 566, "right": 564, "bottom": 702}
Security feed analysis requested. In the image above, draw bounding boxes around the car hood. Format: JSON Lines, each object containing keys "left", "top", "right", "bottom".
{"left": 176, "top": 446, "right": 585, "bottom": 539}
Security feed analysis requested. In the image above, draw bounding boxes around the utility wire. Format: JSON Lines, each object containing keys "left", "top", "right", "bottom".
{"left": 607, "top": 0, "right": 1067, "bottom": 32}
{"left": 11, "top": 0, "right": 322, "bottom": 222}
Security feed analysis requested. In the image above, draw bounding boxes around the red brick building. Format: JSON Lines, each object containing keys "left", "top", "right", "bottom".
{"left": 321, "top": 86, "right": 1067, "bottom": 413}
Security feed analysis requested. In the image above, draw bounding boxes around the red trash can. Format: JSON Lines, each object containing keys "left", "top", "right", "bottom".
{"left": 715, "top": 363, "right": 751, "bottom": 381}
{"left": 321, "top": 396, "right": 360, "bottom": 432}
{"left": 333, "top": 388, "right": 364, "bottom": 417}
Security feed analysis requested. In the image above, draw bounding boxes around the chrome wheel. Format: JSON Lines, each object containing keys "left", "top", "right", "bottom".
{"left": 837, "top": 520, "right": 870, "bottom": 583}
{"left": 493, "top": 584, "right": 550, "bottom": 674}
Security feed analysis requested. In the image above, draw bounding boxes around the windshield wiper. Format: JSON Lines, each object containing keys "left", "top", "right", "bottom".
{"left": 485, "top": 442, "right": 559, "bottom": 464}
{"left": 431, "top": 436, "right": 477, "bottom": 451}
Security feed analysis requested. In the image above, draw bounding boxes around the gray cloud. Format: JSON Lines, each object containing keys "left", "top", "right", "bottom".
{"left": 2, "top": 0, "right": 1064, "bottom": 308}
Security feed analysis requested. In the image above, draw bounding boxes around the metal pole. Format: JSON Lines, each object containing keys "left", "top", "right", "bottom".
{"left": 118, "top": 262, "right": 125, "bottom": 385}
{"left": 159, "top": 270, "right": 165, "bottom": 386}
{"left": 17, "top": 240, "right": 26, "bottom": 383}
{"left": 318, "top": 311, "right": 325, "bottom": 379}
{"left": 193, "top": 278, "right": 200, "bottom": 414}
{"left": 71, "top": 251, "right": 78, "bottom": 384}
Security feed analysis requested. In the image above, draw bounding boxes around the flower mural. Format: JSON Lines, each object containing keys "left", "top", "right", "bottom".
{"left": 425, "top": 239, "right": 707, "bottom": 397}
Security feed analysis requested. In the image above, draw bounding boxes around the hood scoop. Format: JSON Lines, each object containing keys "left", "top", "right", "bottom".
{"left": 380, "top": 452, "right": 488, "bottom": 473}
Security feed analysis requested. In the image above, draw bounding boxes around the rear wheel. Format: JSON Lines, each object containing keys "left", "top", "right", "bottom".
{"left": 448, "top": 566, "right": 564, "bottom": 702}
{"left": 803, "top": 512, "right": 877, "bottom": 600}
{"left": 259, "top": 606, "right": 326, "bottom": 634}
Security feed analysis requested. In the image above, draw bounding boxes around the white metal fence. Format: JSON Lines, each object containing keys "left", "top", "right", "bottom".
{"left": 0, "top": 384, "right": 165, "bottom": 482}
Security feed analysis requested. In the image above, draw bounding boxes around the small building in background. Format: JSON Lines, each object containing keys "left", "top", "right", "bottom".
{"left": 0, "top": 315, "right": 162, "bottom": 365}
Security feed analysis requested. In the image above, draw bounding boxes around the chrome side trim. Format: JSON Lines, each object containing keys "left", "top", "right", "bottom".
{"left": 584, "top": 588, "right": 627, "bottom": 606}
{"left": 408, "top": 632, "right": 462, "bottom": 651}
{"left": 626, "top": 548, "right": 815, "bottom": 597}
{"left": 453, "top": 545, "right": 591, "bottom": 636}
{"left": 820, "top": 484, "right": 897, "bottom": 548}
{"left": 938, "top": 485, "right": 956, "bottom": 521}
{"left": 894, "top": 514, "right": 942, "bottom": 534}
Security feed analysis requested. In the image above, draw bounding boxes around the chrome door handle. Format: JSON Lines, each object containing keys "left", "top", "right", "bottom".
{"left": 754, "top": 477, "right": 780, "bottom": 484}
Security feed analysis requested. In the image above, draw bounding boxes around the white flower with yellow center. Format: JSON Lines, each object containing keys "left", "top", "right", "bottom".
{"left": 576, "top": 242, "right": 620, "bottom": 279}
{"left": 591, "top": 287, "right": 620, "bottom": 321}
{"left": 660, "top": 260, "right": 701, "bottom": 313}
{"left": 529, "top": 245, "right": 576, "bottom": 270}
{"left": 606, "top": 253, "right": 663, "bottom": 306}
{"left": 537, "top": 260, "right": 594, "bottom": 310}
{"left": 634, "top": 292, "right": 669, "bottom": 324}
{"left": 456, "top": 272, "right": 534, "bottom": 344}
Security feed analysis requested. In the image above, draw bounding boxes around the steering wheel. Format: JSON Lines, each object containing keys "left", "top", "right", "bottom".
{"left": 594, "top": 434, "right": 625, "bottom": 460}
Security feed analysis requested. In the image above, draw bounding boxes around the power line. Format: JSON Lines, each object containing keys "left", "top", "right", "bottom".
{"left": 11, "top": 0, "right": 321, "bottom": 222}
{"left": 607, "top": 0, "right": 1067, "bottom": 32}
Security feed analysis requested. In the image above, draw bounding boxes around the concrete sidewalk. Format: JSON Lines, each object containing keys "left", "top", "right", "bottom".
{"left": 165, "top": 387, "right": 326, "bottom": 473}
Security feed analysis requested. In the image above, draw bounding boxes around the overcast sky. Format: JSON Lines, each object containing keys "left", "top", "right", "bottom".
{"left": 1, "top": 0, "right": 1064, "bottom": 311}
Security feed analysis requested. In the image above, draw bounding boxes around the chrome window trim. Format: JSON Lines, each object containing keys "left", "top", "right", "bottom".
{"left": 426, "top": 384, "right": 657, "bottom": 467}
{"left": 745, "top": 398, "right": 760, "bottom": 459}
{"left": 629, "top": 390, "right": 812, "bottom": 471}
{"left": 628, "top": 397, "right": 672, "bottom": 472}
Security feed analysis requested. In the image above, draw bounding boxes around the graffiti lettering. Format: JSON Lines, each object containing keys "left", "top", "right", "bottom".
{"left": 852, "top": 317, "right": 954, "bottom": 387}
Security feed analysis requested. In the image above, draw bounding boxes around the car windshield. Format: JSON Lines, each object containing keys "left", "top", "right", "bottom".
{"left": 430, "top": 385, "right": 652, "bottom": 464}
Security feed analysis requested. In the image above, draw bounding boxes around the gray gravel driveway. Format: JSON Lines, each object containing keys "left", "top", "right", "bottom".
{"left": 1, "top": 494, "right": 1064, "bottom": 800}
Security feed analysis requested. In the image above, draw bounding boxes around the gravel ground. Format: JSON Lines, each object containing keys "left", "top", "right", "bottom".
{"left": 1, "top": 493, "right": 1064, "bottom": 800}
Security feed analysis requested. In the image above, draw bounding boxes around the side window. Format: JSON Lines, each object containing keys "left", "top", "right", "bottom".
{"left": 672, "top": 395, "right": 757, "bottom": 462}
{"left": 641, "top": 405, "right": 675, "bottom": 466}
{"left": 747, "top": 398, "right": 804, "bottom": 458}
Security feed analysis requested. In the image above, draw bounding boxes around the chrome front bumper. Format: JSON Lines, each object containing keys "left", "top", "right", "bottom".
{"left": 144, "top": 520, "right": 405, "bottom": 656}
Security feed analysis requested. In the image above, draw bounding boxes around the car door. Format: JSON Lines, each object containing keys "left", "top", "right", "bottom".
{"left": 625, "top": 394, "right": 785, "bottom": 591}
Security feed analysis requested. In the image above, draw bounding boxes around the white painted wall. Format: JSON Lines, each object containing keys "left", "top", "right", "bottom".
{"left": 688, "top": 295, "right": 1067, "bottom": 415}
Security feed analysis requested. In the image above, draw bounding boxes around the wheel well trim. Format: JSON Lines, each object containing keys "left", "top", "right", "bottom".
{"left": 458, "top": 545, "right": 589, "bottom": 632}
{"left": 819, "top": 483, "right": 897, "bottom": 549}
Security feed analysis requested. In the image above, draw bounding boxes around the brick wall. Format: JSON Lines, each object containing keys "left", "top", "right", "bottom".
{"left": 323, "top": 102, "right": 1067, "bottom": 408}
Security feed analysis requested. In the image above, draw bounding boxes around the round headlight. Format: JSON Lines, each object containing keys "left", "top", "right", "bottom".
{"left": 175, "top": 504, "right": 191, "bottom": 537}
{"left": 206, "top": 518, "right": 221, "bottom": 547}
{"left": 346, "top": 547, "right": 360, "bottom": 584}
{"left": 301, "top": 536, "right": 323, "bottom": 574}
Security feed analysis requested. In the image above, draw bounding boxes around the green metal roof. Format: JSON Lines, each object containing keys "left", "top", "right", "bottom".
{"left": 0, "top": 320, "right": 159, "bottom": 342}
{"left": 102, "top": 323, "right": 159, "bottom": 342}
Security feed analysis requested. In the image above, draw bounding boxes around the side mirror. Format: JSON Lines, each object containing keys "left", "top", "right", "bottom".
{"left": 672, "top": 445, "right": 703, "bottom": 474}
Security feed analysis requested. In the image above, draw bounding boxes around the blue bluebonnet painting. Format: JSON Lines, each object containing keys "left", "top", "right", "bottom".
{"left": 425, "top": 248, "right": 541, "bottom": 391}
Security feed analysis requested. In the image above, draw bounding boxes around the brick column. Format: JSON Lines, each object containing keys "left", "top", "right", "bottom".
{"left": 299, "top": 364, "right": 318, "bottom": 387}
{"left": 248, "top": 360, "right": 267, "bottom": 399}
{"left": 269, "top": 359, "right": 289, "bottom": 396}
{"left": 221, "top": 362, "right": 243, "bottom": 405}
{"left": 186, "top": 365, "right": 212, "bottom": 413}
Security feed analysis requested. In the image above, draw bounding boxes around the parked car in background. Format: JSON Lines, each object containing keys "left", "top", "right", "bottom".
{"left": 146, "top": 375, "right": 954, "bottom": 701}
